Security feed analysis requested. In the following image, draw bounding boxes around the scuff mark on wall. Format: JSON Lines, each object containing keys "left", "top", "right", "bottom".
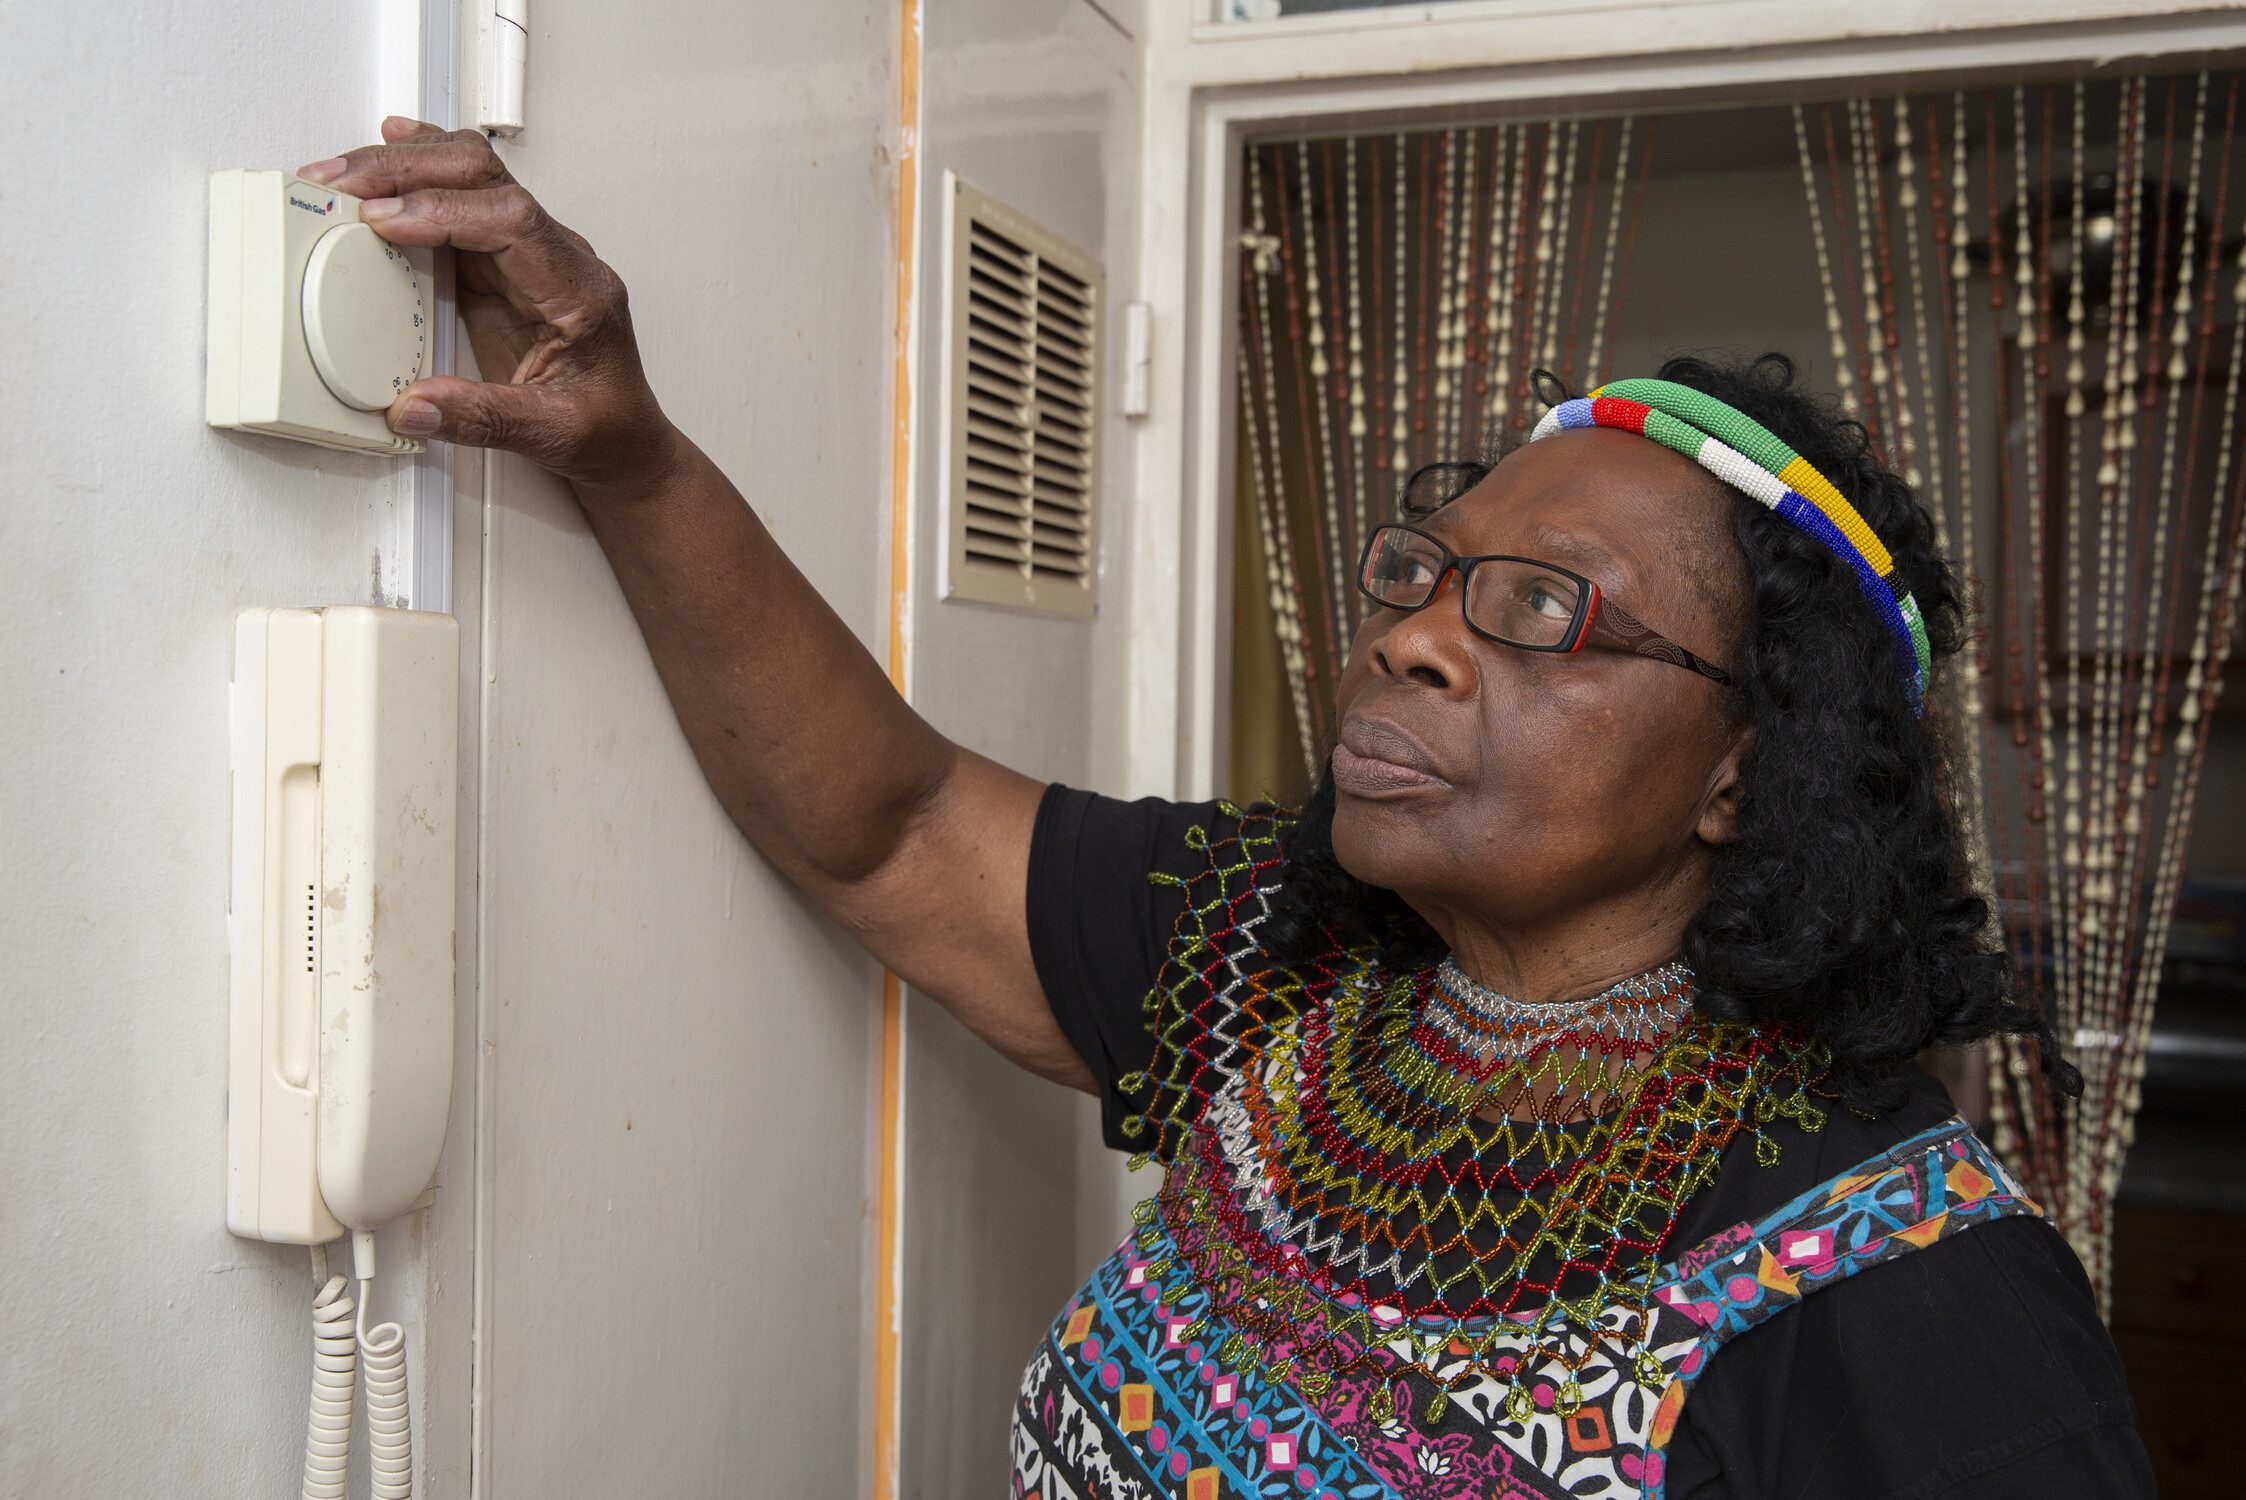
{"left": 370, "top": 547, "right": 407, "bottom": 608}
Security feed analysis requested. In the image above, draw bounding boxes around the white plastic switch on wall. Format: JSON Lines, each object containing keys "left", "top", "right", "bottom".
{"left": 207, "top": 171, "right": 433, "bottom": 456}
{"left": 228, "top": 607, "right": 459, "bottom": 1246}
{"left": 467, "top": 0, "right": 529, "bottom": 136}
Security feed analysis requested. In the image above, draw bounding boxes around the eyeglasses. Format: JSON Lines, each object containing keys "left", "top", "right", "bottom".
{"left": 1355, "top": 521, "right": 1735, "bottom": 686}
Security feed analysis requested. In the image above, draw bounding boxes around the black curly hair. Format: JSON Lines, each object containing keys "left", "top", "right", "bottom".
{"left": 1259, "top": 349, "right": 2081, "bottom": 1116}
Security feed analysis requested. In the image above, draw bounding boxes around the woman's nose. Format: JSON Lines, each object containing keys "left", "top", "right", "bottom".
{"left": 1371, "top": 573, "right": 1478, "bottom": 696}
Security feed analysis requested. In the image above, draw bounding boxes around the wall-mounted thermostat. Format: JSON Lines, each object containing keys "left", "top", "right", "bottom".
{"left": 207, "top": 171, "right": 433, "bottom": 456}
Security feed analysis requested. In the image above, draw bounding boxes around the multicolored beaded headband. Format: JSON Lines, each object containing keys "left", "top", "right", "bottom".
{"left": 1527, "top": 377, "right": 1932, "bottom": 713}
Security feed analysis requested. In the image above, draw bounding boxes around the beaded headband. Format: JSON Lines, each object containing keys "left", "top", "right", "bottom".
{"left": 1526, "top": 377, "right": 1932, "bottom": 712}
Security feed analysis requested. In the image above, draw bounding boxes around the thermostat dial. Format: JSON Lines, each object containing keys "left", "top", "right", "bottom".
{"left": 301, "top": 223, "right": 427, "bottom": 412}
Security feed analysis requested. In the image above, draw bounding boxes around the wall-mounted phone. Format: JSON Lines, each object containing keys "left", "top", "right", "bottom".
{"left": 229, "top": 605, "right": 457, "bottom": 1499}
{"left": 229, "top": 605, "right": 457, "bottom": 1242}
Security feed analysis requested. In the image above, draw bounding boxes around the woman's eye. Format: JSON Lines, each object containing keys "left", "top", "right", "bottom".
{"left": 1524, "top": 580, "right": 1575, "bottom": 618}
{"left": 1380, "top": 553, "right": 1436, "bottom": 588}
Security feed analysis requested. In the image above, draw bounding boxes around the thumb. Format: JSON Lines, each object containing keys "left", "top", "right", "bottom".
{"left": 387, "top": 375, "right": 575, "bottom": 463}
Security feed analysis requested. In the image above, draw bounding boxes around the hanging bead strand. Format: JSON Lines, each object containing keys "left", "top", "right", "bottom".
{"left": 1981, "top": 88, "right": 2054, "bottom": 1189}
{"left": 1949, "top": 89, "right": 2028, "bottom": 1168}
{"left": 1464, "top": 124, "right": 1512, "bottom": 452}
{"left": 1343, "top": 139, "right": 1374, "bottom": 559}
{"left": 1415, "top": 133, "right": 1439, "bottom": 449}
{"left": 1895, "top": 97, "right": 1945, "bottom": 510}
{"left": 2057, "top": 79, "right": 2091, "bottom": 1070}
{"left": 1585, "top": 115, "right": 1636, "bottom": 385}
{"left": 2087, "top": 78, "right": 2166, "bottom": 1122}
{"left": 1506, "top": 123, "right": 1552, "bottom": 433}
{"left": 1605, "top": 115, "right": 1658, "bottom": 386}
{"left": 1864, "top": 97, "right": 1916, "bottom": 484}
{"left": 1452, "top": 125, "right": 1489, "bottom": 452}
{"left": 1485, "top": 122, "right": 1534, "bottom": 436}
{"left": 1825, "top": 102, "right": 1881, "bottom": 433}
{"left": 1293, "top": 140, "right": 1351, "bottom": 675}
{"left": 1241, "top": 151, "right": 1318, "bottom": 780}
{"left": 1391, "top": 135, "right": 1412, "bottom": 475}
{"left": 1425, "top": 131, "right": 1456, "bottom": 458}
{"left": 1849, "top": 96, "right": 1906, "bottom": 464}
{"left": 1914, "top": 94, "right": 2001, "bottom": 1048}
{"left": 1559, "top": 118, "right": 1608, "bottom": 388}
{"left": 1271, "top": 143, "right": 1344, "bottom": 724}
{"left": 1435, "top": 129, "right": 1478, "bottom": 454}
{"left": 2018, "top": 87, "right": 2067, "bottom": 1136}
{"left": 1796, "top": 104, "right": 1861, "bottom": 421}
{"left": 2140, "top": 73, "right": 2238, "bottom": 808}
{"left": 2071, "top": 75, "right": 2149, "bottom": 1274}
{"left": 2093, "top": 72, "right": 2210, "bottom": 1309}
{"left": 1537, "top": 120, "right": 1583, "bottom": 377}
{"left": 2145, "top": 75, "right": 2237, "bottom": 757}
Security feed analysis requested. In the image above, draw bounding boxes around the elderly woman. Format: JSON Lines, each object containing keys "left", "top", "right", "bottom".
{"left": 310, "top": 122, "right": 2154, "bottom": 1497}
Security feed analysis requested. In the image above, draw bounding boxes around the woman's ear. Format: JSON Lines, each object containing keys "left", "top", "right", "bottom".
{"left": 1696, "top": 726, "right": 1754, "bottom": 846}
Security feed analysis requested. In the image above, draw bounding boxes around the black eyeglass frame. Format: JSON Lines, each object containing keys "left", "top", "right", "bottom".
{"left": 1355, "top": 521, "right": 1736, "bottom": 686}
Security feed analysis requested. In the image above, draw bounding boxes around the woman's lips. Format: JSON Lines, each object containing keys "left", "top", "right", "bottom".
{"left": 1332, "top": 719, "right": 1449, "bottom": 796}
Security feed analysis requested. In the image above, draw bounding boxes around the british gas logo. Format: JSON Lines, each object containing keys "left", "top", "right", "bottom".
{"left": 287, "top": 192, "right": 338, "bottom": 217}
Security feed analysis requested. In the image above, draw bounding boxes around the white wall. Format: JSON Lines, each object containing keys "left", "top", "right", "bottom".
{"left": 469, "top": 0, "right": 895, "bottom": 1494}
{"left": 0, "top": 5, "right": 477, "bottom": 1496}
{"left": 900, "top": 0, "right": 1149, "bottom": 1491}
{"left": 475, "top": 0, "right": 1149, "bottom": 1495}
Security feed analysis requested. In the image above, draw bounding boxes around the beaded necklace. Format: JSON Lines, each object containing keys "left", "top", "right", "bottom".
{"left": 1421, "top": 957, "right": 1692, "bottom": 1074}
{"left": 1120, "top": 807, "right": 1830, "bottom": 1424}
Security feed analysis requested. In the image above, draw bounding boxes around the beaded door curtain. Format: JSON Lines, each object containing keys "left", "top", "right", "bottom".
{"left": 1235, "top": 72, "right": 2246, "bottom": 1310}
{"left": 1789, "top": 74, "right": 2246, "bottom": 1307}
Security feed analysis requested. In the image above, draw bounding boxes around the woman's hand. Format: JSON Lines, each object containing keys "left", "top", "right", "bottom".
{"left": 300, "top": 117, "right": 682, "bottom": 495}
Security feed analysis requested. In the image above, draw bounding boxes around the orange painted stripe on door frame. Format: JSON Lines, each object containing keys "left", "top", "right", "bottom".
{"left": 872, "top": 0, "right": 920, "bottom": 1495}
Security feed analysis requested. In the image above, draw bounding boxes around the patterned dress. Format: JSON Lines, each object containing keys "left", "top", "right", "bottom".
{"left": 1010, "top": 807, "right": 2042, "bottom": 1500}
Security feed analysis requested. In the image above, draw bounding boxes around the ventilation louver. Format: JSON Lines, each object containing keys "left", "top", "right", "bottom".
{"left": 942, "top": 175, "right": 1101, "bottom": 618}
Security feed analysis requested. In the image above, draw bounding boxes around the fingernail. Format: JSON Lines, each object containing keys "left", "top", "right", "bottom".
{"left": 392, "top": 398, "right": 441, "bottom": 436}
{"left": 299, "top": 158, "right": 347, "bottom": 184}
{"left": 359, "top": 196, "right": 401, "bottom": 219}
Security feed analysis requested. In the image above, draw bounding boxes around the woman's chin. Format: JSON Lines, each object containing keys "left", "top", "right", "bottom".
{"left": 1329, "top": 799, "right": 1437, "bottom": 888}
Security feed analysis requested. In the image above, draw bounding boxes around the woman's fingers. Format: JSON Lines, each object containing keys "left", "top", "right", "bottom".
{"left": 379, "top": 115, "right": 450, "bottom": 144}
{"left": 301, "top": 131, "right": 508, "bottom": 200}
{"left": 361, "top": 186, "right": 621, "bottom": 338}
{"left": 387, "top": 375, "right": 577, "bottom": 464}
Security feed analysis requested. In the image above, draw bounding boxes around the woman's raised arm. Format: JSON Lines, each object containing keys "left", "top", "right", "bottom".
{"left": 303, "top": 118, "right": 1094, "bottom": 1091}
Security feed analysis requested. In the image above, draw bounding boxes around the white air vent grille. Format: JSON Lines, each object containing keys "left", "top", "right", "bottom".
{"left": 942, "top": 176, "right": 1101, "bottom": 618}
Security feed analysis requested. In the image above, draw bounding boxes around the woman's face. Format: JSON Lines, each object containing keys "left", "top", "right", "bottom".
{"left": 1329, "top": 427, "right": 1753, "bottom": 942}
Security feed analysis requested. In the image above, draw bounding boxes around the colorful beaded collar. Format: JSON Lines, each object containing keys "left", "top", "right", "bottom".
{"left": 1118, "top": 806, "right": 1834, "bottom": 1419}
{"left": 1527, "top": 377, "right": 1932, "bottom": 713}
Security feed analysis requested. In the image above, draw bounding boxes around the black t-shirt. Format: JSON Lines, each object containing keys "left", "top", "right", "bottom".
{"left": 1024, "top": 782, "right": 2155, "bottom": 1500}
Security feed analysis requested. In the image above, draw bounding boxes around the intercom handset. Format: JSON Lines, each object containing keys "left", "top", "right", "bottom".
{"left": 228, "top": 605, "right": 458, "bottom": 1499}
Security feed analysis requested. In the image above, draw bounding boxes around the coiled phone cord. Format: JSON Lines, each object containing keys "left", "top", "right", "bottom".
{"left": 301, "top": 1233, "right": 414, "bottom": 1500}
{"left": 301, "top": 1247, "right": 355, "bottom": 1500}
